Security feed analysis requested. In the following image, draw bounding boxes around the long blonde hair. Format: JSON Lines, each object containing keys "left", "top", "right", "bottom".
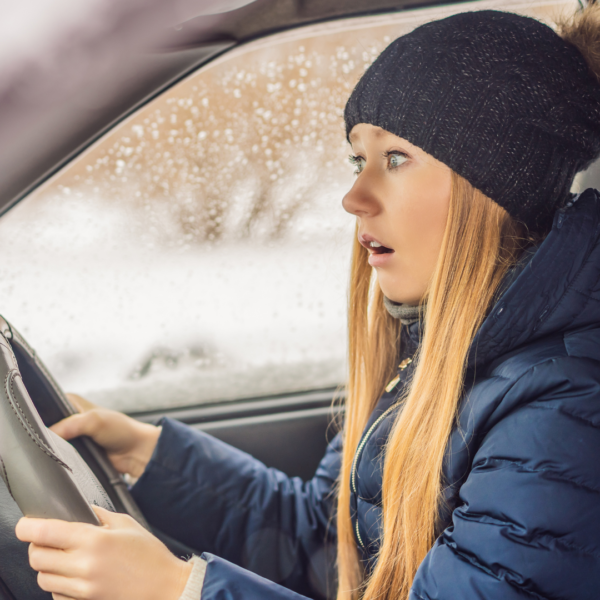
{"left": 336, "top": 172, "right": 529, "bottom": 600}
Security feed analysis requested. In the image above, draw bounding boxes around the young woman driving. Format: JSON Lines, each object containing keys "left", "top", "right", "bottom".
{"left": 16, "top": 5, "right": 600, "bottom": 600}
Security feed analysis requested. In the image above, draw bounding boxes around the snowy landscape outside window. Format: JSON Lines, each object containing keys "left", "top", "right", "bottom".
{"left": 0, "top": 2, "right": 565, "bottom": 412}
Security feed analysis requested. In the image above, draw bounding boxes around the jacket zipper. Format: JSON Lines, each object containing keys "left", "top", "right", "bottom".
{"left": 351, "top": 401, "right": 400, "bottom": 548}
{"left": 350, "top": 357, "right": 413, "bottom": 548}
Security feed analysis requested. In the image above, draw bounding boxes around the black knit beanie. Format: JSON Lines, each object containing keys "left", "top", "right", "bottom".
{"left": 344, "top": 10, "right": 600, "bottom": 234}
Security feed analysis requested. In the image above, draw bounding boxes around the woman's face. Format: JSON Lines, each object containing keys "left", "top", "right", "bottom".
{"left": 342, "top": 124, "right": 452, "bottom": 305}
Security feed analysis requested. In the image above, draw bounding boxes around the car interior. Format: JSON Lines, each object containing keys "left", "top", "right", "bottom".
{"left": 0, "top": 0, "right": 595, "bottom": 598}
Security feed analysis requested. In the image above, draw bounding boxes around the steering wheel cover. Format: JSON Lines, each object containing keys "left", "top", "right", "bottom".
{"left": 0, "top": 315, "right": 152, "bottom": 599}
{"left": 0, "top": 330, "right": 101, "bottom": 524}
{"left": 3, "top": 316, "right": 149, "bottom": 527}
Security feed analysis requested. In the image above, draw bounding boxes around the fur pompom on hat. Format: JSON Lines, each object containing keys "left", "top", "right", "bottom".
{"left": 344, "top": 8, "right": 600, "bottom": 234}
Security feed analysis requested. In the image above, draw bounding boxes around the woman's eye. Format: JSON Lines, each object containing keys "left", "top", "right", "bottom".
{"left": 348, "top": 155, "right": 365, "bottom": 175}
{"left": 387, "top": 152, "right": 408, "bottom": 169}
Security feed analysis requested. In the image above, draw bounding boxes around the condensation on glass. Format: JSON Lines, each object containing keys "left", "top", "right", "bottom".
{"left": 0, "top": 1, "right": 572, "bottom": 411}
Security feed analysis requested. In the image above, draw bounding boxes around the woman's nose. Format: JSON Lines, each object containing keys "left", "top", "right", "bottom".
{"left": 342, "top": 178, "right": 380, "bottom": 217}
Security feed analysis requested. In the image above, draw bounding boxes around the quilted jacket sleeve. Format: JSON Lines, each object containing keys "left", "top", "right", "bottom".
{"left": 130, "top": 417, "right": 340, "bottom": 599}
{"left": 411, "top": 356, "right": 600, "bottom": 600}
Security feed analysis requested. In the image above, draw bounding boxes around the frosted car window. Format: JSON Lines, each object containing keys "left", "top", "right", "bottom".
{"left": 0, "top": 0, "right": 574, "bottom": 411}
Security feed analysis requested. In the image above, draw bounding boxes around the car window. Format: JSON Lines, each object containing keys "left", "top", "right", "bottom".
{"left": 0, "top": 0, "right": 576, "bottom": 412}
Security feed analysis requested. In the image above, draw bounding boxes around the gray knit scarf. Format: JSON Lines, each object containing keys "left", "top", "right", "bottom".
{"left": 383, "top": 296, "right": 423, "bottom": 325}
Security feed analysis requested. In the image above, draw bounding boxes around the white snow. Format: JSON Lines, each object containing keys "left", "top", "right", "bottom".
{"left": 0, "top": 188, "right": 354, "bottom": 413}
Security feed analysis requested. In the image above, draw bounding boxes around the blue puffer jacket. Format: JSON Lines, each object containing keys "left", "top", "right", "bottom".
{"left": 131, "top": 188, "right": 600, "bottom": 600}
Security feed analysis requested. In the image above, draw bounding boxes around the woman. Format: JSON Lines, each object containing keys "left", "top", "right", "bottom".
{"left": 16, "top": 5, "right": 600, "bottom": 600}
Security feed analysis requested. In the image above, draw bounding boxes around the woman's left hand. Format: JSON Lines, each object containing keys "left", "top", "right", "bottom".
{"left": 15, "top": 506, "right": 192, "bottom": 600}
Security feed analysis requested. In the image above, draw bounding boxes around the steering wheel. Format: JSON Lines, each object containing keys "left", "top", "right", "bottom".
{"left": 0, "top": 315, "right": 150, "bottom": 600}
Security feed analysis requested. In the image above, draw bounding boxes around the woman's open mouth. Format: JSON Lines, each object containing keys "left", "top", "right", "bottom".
{"left": 359, "top": 234, "right": 395, "bottom": 267}
{"left": 368, "top": 240, "right": 394, "bottom": 255}
{"left": 359, "top": 234, "right": 394, "bottom": 254}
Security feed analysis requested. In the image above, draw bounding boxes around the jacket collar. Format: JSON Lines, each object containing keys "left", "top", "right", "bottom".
{"left": 469, "top": 188, "right": 600, "bottom": 368}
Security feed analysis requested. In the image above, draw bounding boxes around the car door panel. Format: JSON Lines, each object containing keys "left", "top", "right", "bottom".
{"left": 134, "top": 390, "right": 342, "bottom": 480}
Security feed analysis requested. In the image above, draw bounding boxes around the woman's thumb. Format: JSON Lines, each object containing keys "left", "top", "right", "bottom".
{"left": 50, "top": 412, "right": 97, "bottom": 441}
{"left": 92, "top": 506, "right": 135, "bottom": 529}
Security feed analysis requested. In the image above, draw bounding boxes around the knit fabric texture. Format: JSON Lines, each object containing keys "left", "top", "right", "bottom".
{"left": 178, "top": 556, "right": 207, "bottom": 600}
{"left": 383, "top": 297, "right": 423, "bottom": 324}
{"left": 344, "top": 10, "right": 600, "bottom": 233}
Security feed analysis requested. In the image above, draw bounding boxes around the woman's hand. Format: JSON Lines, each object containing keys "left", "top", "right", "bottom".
{"left": 51, "top": 394, "right": 161, "bottom": 478}
{"left": 16, "top": 506, "right": 192, "bottom": 600}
